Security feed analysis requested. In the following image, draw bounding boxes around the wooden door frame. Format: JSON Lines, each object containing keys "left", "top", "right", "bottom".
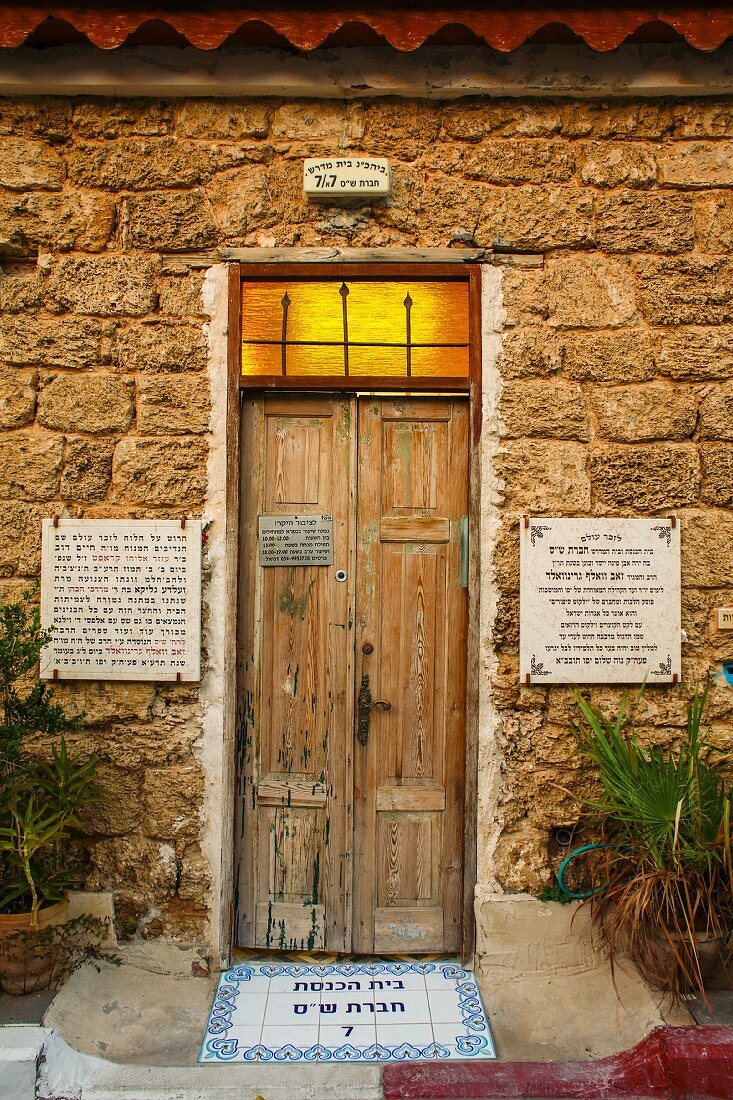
{"left": 228, "top": 261, "right": 482, "bottom": 961}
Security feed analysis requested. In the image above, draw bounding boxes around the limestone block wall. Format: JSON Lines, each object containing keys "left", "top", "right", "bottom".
{"left": 1, "top": 93, "right": 732, "bottom": 945}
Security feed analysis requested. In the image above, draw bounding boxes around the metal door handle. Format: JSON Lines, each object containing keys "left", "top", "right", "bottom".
{"left": 357, "top": 672, "right": 391, "bottom": 746}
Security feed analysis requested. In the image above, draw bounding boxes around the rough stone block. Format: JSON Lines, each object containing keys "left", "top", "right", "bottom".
{"left": 560, "top": 330, "right": 655, "bottom": 384}
{"left": 0, "top": 316, "right": 102, "bottom": 367}
{"left": 476, "top": 188, "right": 594, "bottom": 252}
{"left": 73, "top": 100, "right": 172, "bottom": 138}
{"left": 661, "top": 141, "right": 733, "bottom": 188}
{"left": 492, "top": 825, "right": 552, "bottom": 895}
{"left": 362, "top": 100, "right": 440, "bottom": 160}
{"left": 681, "top": 509, "right": 733, "bottom": 586}
{"left": 701, "top": 444, "right": 733, "bottom": 506}
{"left": 0, "top": 501, "right": 43, "bottom": 576}
{"left": 177, "top": 843, "right": 212, "bottom": 903}
{"left": 69, "top": 139, "right": 200, "bottom": 190}
{"left": 559, "top": 102, "right": 673, "bottom": 140}
{"left": 207, "top": 166, "right": 272, "bottom": 237}
{"left": 498, "top": 331, "right": 561, "bottom": 380}
{"left": 112, "top": 437, "right": 208, "bottom": 506}
{"left": 546, "top": 254, "right": 636, "bottom": 329}
{"left": 500, "top": 380, "right": 588, "bottom": 439}
{"left": 635, "top": 257, "right": 733, "bottom": 325}
{"left": 501, "top": 268, "right": 547, "bottom": 328}
{"left": 0, "top": 431, "right": 63, "bottom": 501}
{"left": 0, "top": 368, "right": 36, "bottom": 428}
{"left": 49, "top": 257, "right": 157, "bottom": 317}
{"left": 112, "top": 322, "right": 207, "bottom": 372}
{"left": 137, "top": 375, "right": 211, "bottom": 435}
{"left": 699, "top": 381, "right": 733, "bottom": 439}
{"left": 0, "top": 191, "right": 115, "bottom": 254}
{"left": 0, "top": 138, "right": 64, "bottom": 190}
{"left": 271, "top": 102, "right": 353, "bottom": 147}
{"left": 590, "top": 444, "right": 700, "bottom": 510}
{"left": 410, "top": 175, "right": 489, "bottom": 240}
{"left": 580, "top": 142, "right": 658, "bottom": 188}
{"left": 0, "top": 272, "right": 43, "bottom": 312}
{"left": 657, "top": 327, "right": 733, "bottom": 381}
{"left": 0, "top": 99, "right": 71, "bottom": 139}
{"left": 53, "top": 681, "right": 155, "bottom": 725}
{"left": 157, "top": 274, "right": 206, "bottom": 319}
{"left": 493, "top": 522, "right": 520, "bottom": 595}
{"left": 127, "top": 190, "right": 218, "bottom": 251}
{"left": 441, "top": 99, "right": 561, "bottom": 140}
{"left": 591, "top": 383, "right": 698, "bottom": 442}
{"left": 38, "top": 374, "right": 133, "bottom": 434}
{"left": 176, "top": 99, "right": 272, "bottom": 139}
{"left": 672, "top": 102, "right": 733, "bottom": 138}
{"left": 595, "top": 192, "right": 694, "bottom": 253}
{"left": 141, "top": 766, "right": 204, "bottom": 838}
{"left": 463, "top": 140, "right": 575, "bottom": 185}
{"left": 86, "top": 837, "right": 177, "bottom": 912}
{"left": 80, "top": 764, "right": 142, "bottom": 835}
{"left": 497, "top": 441, "right": 591, "bottom": 511}
{"left": 60, "top": 438, "right": 115, "bottom": 501}
{"left": 695, "top": 192, "right": 733, "bottom": 252}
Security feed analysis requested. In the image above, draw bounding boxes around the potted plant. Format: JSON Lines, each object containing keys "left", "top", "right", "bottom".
{"left": 571, "top": 682, "right": 733, "bottom": 1002}
{"left": 0, "top": 592, "right": 101, "bottom": 993}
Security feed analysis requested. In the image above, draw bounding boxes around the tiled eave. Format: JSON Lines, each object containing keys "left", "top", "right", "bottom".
{"left": 1, "top": 3, "right": 733, "bottom": 53}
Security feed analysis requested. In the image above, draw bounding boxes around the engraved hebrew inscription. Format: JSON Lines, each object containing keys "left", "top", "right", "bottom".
{"left": 520, "top": 518, "right": 681, "bottom": 684}
{"left": 40, "top": 519, "right": 202, "bottom": 682}
{"left": 258, "top": 515, "right": 333, "bottom": 567}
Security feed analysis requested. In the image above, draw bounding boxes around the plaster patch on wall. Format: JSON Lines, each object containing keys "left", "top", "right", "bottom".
{"left": 476, "top": 263, "right": 506, "bottom": 905}
{"left": 199, "top": 264, "right": 236, "bottom": 965}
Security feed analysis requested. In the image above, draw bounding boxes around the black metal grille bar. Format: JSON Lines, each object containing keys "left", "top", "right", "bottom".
{"left": 339, "top": 282, "right": 350, "bottom": 376}
{"left": 279, "top": 291, "right": 290, "bottom": 376}
{"left": 404, "top": 292, "right": 413, "bottom": 377}
{"left": 242, "top": 340, "right": 468, "bottom": 349}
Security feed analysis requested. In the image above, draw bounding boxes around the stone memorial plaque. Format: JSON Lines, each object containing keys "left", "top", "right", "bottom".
{"left": 520, "top": 518, "right": 681, "bottom": 684}
{"left": 40, "top": 519, "right": 202, "bottom": 682}
{"left": 259, "top": 515, "right": 333, "bottom": 567}
{"left": 303, "top": 157, "right": 391, "bottom": 198}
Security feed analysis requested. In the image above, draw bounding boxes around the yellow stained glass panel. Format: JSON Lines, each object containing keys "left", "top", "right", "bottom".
{"left": 241, "top": 278, "right": 469, "bottom": 379}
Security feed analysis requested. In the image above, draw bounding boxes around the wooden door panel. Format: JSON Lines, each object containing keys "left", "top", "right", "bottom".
{"left": 354, "top": 397, "right": 468, "bottom": 954}
{"left": 237, "top": 395, "right": 355, "bottom": 952}
{"left": 238, "top": 393, "right": 468, "bottom": 956}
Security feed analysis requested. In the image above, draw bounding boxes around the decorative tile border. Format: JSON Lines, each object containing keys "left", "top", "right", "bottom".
{"left": 199, "top": 961, "right": 496, "bottom": 1064}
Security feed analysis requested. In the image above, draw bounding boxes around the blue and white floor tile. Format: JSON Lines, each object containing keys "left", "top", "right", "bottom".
{"left": 199, "top": 960, "right": 496, "bottom": 1064}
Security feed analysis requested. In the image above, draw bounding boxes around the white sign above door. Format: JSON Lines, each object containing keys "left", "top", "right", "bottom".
{"left": 303, "top": 157, "right": 391, "bottom": 199}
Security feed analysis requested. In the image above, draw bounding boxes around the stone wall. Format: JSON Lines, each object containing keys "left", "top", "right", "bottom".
{"left": 1, "top": 93, "right": 733, "bottom": 943}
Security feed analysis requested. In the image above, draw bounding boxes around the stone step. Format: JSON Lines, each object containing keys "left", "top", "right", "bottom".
{"left": 0, "top": 1024, "right": 47, "bottom": 1100}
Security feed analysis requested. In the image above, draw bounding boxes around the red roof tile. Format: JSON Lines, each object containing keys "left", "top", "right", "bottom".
{"left": 1, "top": 3, "right": 732, "bottom": 53}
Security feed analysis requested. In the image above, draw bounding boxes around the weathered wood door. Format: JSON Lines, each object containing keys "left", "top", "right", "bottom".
{"left": 236, "top": 395, "right": 469, "bottom": 954}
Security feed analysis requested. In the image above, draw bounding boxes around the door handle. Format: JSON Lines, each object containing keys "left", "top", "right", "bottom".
{"left": 356, "top": 672, "right": 391, "bottom": 746}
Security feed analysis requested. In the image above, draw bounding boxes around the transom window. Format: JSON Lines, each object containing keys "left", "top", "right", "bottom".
{"left": 240, "top": 274, "right": 470, "bottom": 385}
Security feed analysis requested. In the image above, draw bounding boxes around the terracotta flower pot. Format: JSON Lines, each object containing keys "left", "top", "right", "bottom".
{"left": 636, "top": 929, "right": 725, "bottom": 994}
{"left": 0, "top": 898, "right": 69, "bottom": 995}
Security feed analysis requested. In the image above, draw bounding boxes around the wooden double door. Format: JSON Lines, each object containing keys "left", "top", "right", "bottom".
{"left": 236, "top": 394, "right": 469, "bottom": 954}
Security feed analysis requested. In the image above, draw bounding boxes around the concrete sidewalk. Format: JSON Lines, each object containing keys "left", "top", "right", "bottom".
{"left": 0, "top": 899, "right": 691, "bottom": 1099}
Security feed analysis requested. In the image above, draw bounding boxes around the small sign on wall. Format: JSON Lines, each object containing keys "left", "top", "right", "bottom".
{"left": 40, "top": 519, "right": 202, "bottom": 682}
{"left": 303, "top": 157, "right": 391, "bottom": 199}
{"left": 520, "top": 517, "right": 681, "bottom": 684}
{"left": 258, "top": 515, "right": 333, "bottom": 567}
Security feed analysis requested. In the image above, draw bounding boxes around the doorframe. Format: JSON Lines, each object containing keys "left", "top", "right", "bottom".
{"left": 227, "top": 260, "right": 482, "bottom": 961}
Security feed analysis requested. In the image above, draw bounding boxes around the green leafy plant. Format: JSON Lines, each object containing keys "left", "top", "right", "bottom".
{"left": 573, "top": 683, "right": 733, "bottom": 1002}
{"left": 0, "top": 595, "right": 79, "bottom": 769}
{"left": 0, "top": 592, "right": 100, "bottom": 927}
